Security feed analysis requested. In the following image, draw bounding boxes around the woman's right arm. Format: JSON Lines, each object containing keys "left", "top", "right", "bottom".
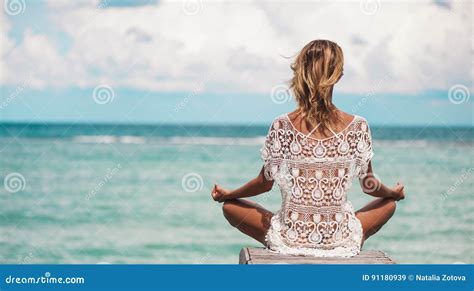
{"left": 360, "top": 161, "right": 405, "bottom": 201}
{"left": 211, "top": 167, "right": 273, "bottom": 202}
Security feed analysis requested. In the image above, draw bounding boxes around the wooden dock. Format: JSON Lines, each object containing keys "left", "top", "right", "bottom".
{"left": 239, "top": 247, "right": 396, "bottom": 264}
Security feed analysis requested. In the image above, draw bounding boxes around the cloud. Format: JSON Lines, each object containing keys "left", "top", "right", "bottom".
{"left": 0, "top": 11, "right": 14, "bottom": 82}
{"left": 1, "top": 0, "right": 472, "bottom": 94}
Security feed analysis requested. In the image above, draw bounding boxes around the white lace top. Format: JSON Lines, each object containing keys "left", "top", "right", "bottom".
{"left": 261, "top": 114, "right": 374, "bottom": 257}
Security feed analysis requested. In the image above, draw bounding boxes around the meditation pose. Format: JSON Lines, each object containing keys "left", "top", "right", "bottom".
{"left": 211, "top": 40, "right": 405, "bottom": 257}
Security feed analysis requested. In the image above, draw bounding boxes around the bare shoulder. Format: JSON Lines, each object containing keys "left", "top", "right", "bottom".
{"left": 338, "top": 110, "right": 370, "bottom": 126}
{"left": 286, "top": 110, "right": 299, "bottom": 121}
{"left": 336, "top": 110, "right": 356, "bottom": 125}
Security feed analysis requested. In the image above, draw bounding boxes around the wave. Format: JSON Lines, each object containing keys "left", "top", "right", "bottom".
{"left": 72, "top": 135, "right": 146, "bottom": 144}
{"left": 71, "top": 135, "right": 266, "bottom": 145}
{"left": 376, "top": 140, "right": 430, "bottom": 147}
{"left": 165, "top": 136, "right": 266, "bottom": 145}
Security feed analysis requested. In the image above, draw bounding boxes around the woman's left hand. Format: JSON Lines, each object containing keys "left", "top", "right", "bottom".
{"left": 211, "top": 184, "right": 230, "bottom": 202}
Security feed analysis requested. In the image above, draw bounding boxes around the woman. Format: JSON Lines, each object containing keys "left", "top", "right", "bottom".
{"left": 211, "top": 40, "right": 405, "bottom": 257}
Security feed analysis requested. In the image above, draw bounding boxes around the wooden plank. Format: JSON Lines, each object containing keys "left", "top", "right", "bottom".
{"left": 238, "top": 247, "right": 251, "bottom": 264}
{"left": 239, "top": 247, "right": 396, "bottom": 264}
{"left": 249, "top": 248, "right": 386, "bottom": 258}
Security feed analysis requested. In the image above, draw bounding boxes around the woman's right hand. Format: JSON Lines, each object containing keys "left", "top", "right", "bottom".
{"left": 391, "top": 182, "right": 405, "bottom": 201}
{"left": 211, "top": 184, "right": 230, "bottom": 202}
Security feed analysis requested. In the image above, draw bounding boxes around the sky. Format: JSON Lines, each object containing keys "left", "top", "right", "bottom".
{"left": 0, "top": 0, "right": 472, "bottom": 126}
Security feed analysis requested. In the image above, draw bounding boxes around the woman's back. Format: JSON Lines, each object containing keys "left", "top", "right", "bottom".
{"left": 212, "top": 40, "right": 403, "bottom": 259}
{"left": 261, "top": 110, "right": 373, "bottom": 256}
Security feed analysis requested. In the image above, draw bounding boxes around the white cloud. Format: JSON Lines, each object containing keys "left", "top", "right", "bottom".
{"left": 1, "top": 0, "right": 472, "bottom": 94}
{"left": 0, "top": 11, "right": 14, "bottom": 83}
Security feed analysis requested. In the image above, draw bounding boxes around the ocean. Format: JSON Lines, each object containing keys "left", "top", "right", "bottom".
{"left": 0, "top": 122, "right": 473, "bottom": 264}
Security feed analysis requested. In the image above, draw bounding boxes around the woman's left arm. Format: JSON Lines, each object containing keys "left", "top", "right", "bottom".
{"left": 211, "top": 167, "right": 274, "bottom": 202}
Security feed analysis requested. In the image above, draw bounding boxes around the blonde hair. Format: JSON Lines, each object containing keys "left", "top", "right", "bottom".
{"left": 290, "top": 40, "right": 344, "bottom": 131}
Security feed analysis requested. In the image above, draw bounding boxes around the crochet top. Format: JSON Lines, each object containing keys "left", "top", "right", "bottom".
{"left": 261, "top": 114, "right": 373, "bottom": 257}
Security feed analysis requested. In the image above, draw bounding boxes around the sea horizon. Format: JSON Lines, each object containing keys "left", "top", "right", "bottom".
{"left": 1, "top": 122, "right": 472, "bottom": 141}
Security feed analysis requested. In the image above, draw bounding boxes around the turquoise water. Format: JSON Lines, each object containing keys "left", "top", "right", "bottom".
{"left": 0, "top": 123, "right": 472, "bottom": 264}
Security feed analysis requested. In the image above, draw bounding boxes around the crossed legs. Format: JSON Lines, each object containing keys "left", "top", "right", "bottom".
{"left": 222, "top": 199, "right": 273, "bottom": 246}
{"left": 355, "top": 197, "right": 397, "bottom": 244}
{"left": 222, "top": 197, "right": 397, "bottom": 247}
